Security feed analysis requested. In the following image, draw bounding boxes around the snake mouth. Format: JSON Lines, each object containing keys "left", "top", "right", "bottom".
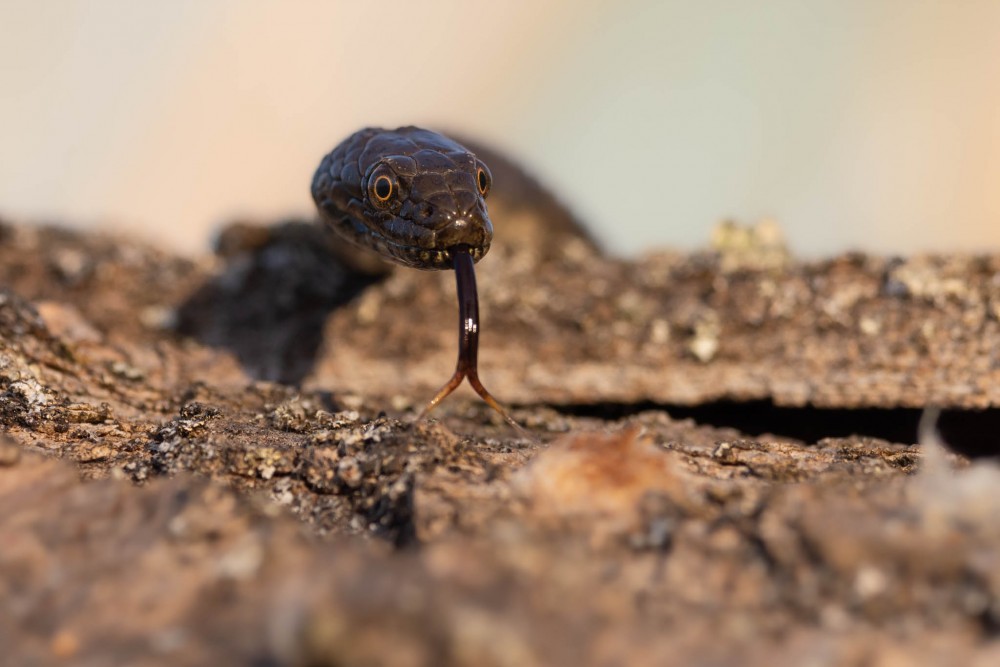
{"left": 366, "top": 229, "right": 489, "bottom": 270}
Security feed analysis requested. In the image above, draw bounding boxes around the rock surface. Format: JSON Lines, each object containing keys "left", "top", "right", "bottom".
{"left": 1, "top": 216, "right": 999, "bottom": 665}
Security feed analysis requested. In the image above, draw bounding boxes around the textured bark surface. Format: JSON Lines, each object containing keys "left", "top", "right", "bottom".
{"left": 1, "top": 217, "right": 998, "bottom": 666}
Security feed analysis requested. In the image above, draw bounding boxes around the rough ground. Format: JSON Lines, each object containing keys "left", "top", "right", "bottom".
{"left": 1, "top": 206, "right": 999, "bottom": 666}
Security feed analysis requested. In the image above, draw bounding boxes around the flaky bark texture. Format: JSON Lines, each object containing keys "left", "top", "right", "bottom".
{"left": 1, "top": 217, "right": 998, "bottom": 666}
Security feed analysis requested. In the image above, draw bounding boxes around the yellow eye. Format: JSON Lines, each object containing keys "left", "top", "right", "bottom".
{"left": 476, "top": 164, "right": 491, "bottom": 196}
{"left": 372, "top": 174, "right": 393, "bottom": 202}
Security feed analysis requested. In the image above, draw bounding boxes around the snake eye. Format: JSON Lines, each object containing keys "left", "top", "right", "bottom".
{"left": 476, "top": 163, "right": 492, "bottom": 197}
{"left": 372, "top": 175, "right": 393, "bottom": 202}
{"left": 367, "top": 164, "right": 398, "bottom": 208}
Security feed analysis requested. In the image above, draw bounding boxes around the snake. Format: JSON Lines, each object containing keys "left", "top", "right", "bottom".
{"left": 311, "top": 126, "right": 524, "bottom": 432}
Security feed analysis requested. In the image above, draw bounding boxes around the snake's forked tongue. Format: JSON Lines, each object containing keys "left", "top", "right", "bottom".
{"left": 416, "top": 245, "right": 526, "bottom": 435}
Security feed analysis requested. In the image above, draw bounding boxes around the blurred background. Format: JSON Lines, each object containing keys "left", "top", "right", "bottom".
{"left": 1, "top": 0, "right": 998, "bottom": 258}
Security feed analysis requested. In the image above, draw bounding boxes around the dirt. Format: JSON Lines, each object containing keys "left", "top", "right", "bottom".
{"left": 1, "top": 208, "right": 999, "bottom": 666}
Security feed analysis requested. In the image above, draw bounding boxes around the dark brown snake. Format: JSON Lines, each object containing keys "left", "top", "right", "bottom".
{"left": 311, "top": 126, "right": 523, "bottom": 432}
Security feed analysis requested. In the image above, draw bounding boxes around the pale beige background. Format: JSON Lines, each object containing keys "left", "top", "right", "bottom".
{"left": 1, "top": 0, "right": 998, "bottom": 257}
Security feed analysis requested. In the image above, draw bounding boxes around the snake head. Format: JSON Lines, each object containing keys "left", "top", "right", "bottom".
{"left": 313, "top": 127, "right": 494, "bottom": 270}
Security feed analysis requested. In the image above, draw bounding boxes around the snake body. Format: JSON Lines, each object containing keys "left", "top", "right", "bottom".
{"left": 311, "top": 126, "right": 494, "bottom": 270}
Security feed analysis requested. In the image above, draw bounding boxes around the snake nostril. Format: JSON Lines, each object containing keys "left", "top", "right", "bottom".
{"left": 421, "top": 203, "right": 434, "bottom": 219}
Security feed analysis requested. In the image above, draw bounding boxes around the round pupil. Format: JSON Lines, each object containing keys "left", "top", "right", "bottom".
{"left": 374, "top": 176, "right": 392, "bottom": 200}
{"left": 478, "top": 169, "right": 488, "bottom": 193}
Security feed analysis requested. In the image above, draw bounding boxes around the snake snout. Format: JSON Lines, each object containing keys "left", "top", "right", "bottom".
{"left": 435, "top": 212, "right": 493, "bottom": 252}
{"left": 413, "top": 190, "right": 493, "bottom": 250}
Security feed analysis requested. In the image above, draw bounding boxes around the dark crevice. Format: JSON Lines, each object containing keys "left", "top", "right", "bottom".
{"left": 551, "top": 400, "right": 1000, "bottom": 459}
